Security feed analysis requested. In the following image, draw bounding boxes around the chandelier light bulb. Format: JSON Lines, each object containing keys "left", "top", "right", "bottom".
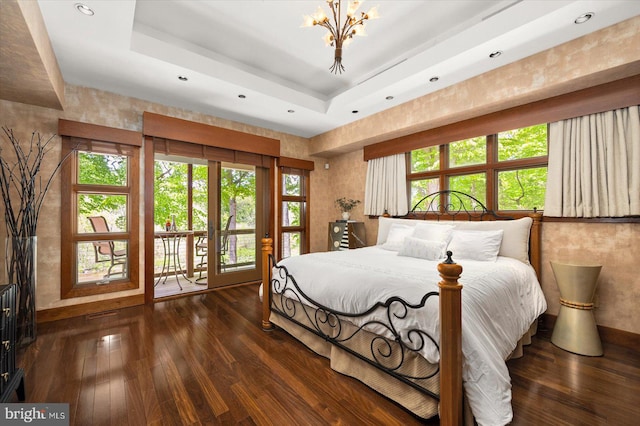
{"left": 323, "top": 32, "right": 335, "bottom": 46}
{"left": 346, "top": 1, "right": 362, "bottom": 16}
{"left": 302, "top": 15, "right": 315, "bottom": 27}
{"left": 352, "top": 25, "right": 367, "bottom": 37}
{"left": 365, "top": 6, "right": 379, "bottom": 20}
{"left": 314, "top": 6, "right": 328, "bottom": 23}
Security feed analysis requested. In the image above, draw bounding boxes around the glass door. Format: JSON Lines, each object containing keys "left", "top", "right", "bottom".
{"left": 153, "top": 156, "right": 208, "bottom": 298}
{"left": 151, "top": 154, "right": 266, "bottom": 297}
{"left": 207, "top": 161, "right": 265, "bottom": 288}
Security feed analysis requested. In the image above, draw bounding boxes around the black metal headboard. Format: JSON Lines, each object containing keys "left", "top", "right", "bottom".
{"left": 408, "top": 190, "right": 513, "bottom": 221}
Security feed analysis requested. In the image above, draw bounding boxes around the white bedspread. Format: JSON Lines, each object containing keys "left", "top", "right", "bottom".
{"left": 274, "top": 246, "right": 547, "bottom": 426}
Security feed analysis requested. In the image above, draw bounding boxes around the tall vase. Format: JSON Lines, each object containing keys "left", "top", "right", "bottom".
{"left": 5, "top": 236, "right": 37, "bottom": 346}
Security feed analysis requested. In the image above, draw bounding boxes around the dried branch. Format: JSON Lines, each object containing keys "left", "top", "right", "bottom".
{"left": 1, "top": 127, "right": 77, "bottom": 345}
{"left": 0, "top": 127, "right": 73, "bottom": 238}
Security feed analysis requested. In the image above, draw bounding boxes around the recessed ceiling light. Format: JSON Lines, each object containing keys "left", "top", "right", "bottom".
{"left": 489, "top": 51, "right": 502, "bottom": 58}
{"left": 177, "top": 75, "right": 188, "bottom": 81}
{"left": 429, "top": 76, "right": 439, "bottom": 83}
{"left": 238, "top": 94, "right": 246, "bottom": 99}
{"left": 575, "top": 12, "right": 594, "bottom": 24}
{"left": 287, "top": 109, "right": 295, "bottom": 113}
{"left": 352, "top": 110, "right": 359, "bottom": 114}
{"left": 75, "top": 3, "right": 94, "bottom": 16}
{"left": 385, "top": 96, "right": 394, "bottom": 100}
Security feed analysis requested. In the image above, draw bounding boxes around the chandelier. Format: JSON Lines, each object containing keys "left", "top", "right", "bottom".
{"left": 303, "top": 1, "right": 379, "bottom": 74}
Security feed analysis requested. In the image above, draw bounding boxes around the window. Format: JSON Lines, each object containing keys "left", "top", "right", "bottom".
{"left": 60, "top": 123, "right": 140, "bottom": 299}
{"left": 449, "top": 137, "right": 486, "bottom": 168}
{"left": 408, "top": 124, "right": 547, "bottom": 213}
{"left": 278, "top": 162, "right": 311, "bottom": 260}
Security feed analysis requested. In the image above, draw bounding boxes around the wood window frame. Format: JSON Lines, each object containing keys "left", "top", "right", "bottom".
{"left": 59, "top": 120, "right": 141, "bottom": 299}
{"left": 278, "top": 157, "right": 314, "bottom": 260}
{"left": 406, "top": 127, "right": 548, "bottom": 215}
{"left": 369, "top": 76, "right": 640, "bottom": 220}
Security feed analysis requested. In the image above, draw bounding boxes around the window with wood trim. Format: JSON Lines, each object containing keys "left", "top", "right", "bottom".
{"left": 408, "top": 124, "right": 548, "bottom": 213}
{"left": 60, "top": 136, "right": 140, "bottom": 298}
{"left": 278, "top": 166, "right": 310, "bottom": 259}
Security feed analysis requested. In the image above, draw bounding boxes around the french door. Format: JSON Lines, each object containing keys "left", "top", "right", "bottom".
{"left": 206, "top": 161, "right": 266, "bottom": 288}
{"left": 152, "top": 154, "right": 267, "bottom": 295}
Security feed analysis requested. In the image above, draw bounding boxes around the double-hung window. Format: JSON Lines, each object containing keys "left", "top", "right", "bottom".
{"left": 60, "top": 120, "right": 140, "bottom": 298}
{"left": 278, "top": 157, "right": 313, "bottom": 260}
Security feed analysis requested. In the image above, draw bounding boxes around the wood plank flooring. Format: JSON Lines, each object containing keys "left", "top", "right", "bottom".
{"left": 15, "top": 284, "right": 640, "bottom": 425}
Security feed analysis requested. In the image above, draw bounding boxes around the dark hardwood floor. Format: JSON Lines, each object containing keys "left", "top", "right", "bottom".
{"left": 15, "top": 284, "right": 639, "bottom": 425}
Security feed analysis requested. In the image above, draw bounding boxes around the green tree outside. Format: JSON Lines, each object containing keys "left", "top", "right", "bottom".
{"left": 409, "top": 125, "right": 547, "bottom": 212}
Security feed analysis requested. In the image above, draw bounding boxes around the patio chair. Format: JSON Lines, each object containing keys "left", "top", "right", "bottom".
{"left": 87, "top": 216, "right": 127, "bottom": 278}
{"left": 195, "top": 234, "right": 208, "bottom": 283}
{"left": 195, "top": 215, "right": 232, "bottom": 281}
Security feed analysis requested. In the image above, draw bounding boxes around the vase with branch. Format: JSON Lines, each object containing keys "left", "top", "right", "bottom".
{"left": 335, "top": 197, "right": 360, "bottom": 221}
{"left": 0, "top": 127, "right": 72, "bottom": 346}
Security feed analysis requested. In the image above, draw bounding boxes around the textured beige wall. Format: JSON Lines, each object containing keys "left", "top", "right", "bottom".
{"left": 540, "top": 222, "right": 640, "bottom": 334}
{"left": 0, "top": 0, "right": 65, "bottom": 109}
{"left": 1, "top": 101, "right": 62, "bottom": 311}
{"left": 309, "top": 150, "right": 370, "bottom": 253}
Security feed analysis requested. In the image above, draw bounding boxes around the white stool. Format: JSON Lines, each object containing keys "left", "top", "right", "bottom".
{"left": 550, "top": 261, "right": 603, "bottom": 356}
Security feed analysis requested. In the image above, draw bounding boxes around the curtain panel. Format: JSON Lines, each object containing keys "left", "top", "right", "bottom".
{"left": 364, "top": 153, "right": 408, "bottom": 216}
{"left": 545, "top": 105, "right": 640, "bottom": 217}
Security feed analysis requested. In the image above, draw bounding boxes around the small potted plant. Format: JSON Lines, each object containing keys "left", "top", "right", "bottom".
{"left": 335, "top": 197, "right": 361, "bottom": 221}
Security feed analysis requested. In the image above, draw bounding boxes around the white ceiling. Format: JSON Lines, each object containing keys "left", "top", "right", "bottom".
{"left": 36, "top": 0, "right": 640, "bottom": 138}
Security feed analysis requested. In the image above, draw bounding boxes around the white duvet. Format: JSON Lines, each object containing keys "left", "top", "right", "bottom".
{"left": 274, "top": 246, "right": 547, "bottom": 426}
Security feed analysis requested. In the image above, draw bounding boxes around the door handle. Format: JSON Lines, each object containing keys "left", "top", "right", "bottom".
{"left": 208, "top": 220, "right": 214, "bottom": 241}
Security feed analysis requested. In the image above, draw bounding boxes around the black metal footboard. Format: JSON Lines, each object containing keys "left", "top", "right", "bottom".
{"left": 268, "top": 253, "right": 441, "bottom": 400}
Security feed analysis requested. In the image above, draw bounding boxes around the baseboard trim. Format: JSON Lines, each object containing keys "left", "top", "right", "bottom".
{"left": 36, "top": 294, "right": 145, "bottom": 323}
{"left": 541, "top": 313, "right": 640, "bottom": 352}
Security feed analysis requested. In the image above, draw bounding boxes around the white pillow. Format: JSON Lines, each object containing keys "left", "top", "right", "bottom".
{"left": 411, "top": 222, "right": 454, "bottom": 243}
{"left": 377, "top": 216, "right": 533, "bottom": 264}
{"left": 452, "top": 217, "right": 532, "bottom": 264}
{"left": 447, "top": 229, "right": 504, "bottom": 262}
{"left": 381, "top": 224, "right": 414, "bottom": 251}
{"left": 398, "top": 237, "right": 447, "bottom": 261}
{"left": 376, "top": 217, "right": 419, "bottom": 245}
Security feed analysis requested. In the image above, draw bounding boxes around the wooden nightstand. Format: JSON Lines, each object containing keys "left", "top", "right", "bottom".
{"left": 328, "top": 221, "right": 366, "bottom": 251}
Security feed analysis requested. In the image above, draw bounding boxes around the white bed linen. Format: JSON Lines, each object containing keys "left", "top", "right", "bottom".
{"left": 274, "top": 246, "right": 547, "bottom": 426}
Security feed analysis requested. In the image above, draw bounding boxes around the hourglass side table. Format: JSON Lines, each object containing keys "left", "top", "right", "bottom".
{"left": 550, "top": 261, "right": 603, "bottom": 356}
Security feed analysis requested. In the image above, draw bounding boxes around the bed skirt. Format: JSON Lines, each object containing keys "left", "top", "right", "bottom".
{"left": 270, "top": 298, "right": 539, "bottom": 423}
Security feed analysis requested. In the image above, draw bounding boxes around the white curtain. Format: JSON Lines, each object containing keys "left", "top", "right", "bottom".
{"left": 545, "top": 105, "right": 640, "bottom": 217}
{"left": 364, "top": 153, "right": 408, "bottom": 216}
